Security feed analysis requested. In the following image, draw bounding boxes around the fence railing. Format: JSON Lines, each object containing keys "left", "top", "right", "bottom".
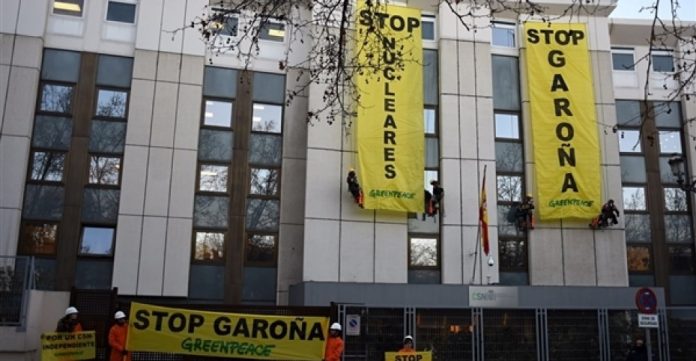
{"left": 0, "top": 255, "right": 33, "bottom": 327}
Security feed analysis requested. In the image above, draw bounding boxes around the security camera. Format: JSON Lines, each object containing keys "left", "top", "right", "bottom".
{"left": 487, "top": 256, "right": 495, "bottom": 267}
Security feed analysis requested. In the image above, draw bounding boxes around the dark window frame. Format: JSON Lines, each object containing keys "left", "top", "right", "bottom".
{"left": 201, "top": 97, "right": 235, "bottom": 129}
{"left": 18, "top": 221, "right": 60, "bottom": 256}
{"left": 26, "top": 149, "right": 67, "bottom": 185}
{"left": 197, "top": 162, "right": 231, "bottom": 194}
{"left": 77, "top": 224, "right": 117, "bottom": 258}
{"left": 93, "top": 86, "right": 131, "bottom": 120}
{"left": 105, "top": 1, "right": 137, "bottom": 24}
{"left": 244, "top": 232, "right": 278, "bottom": 267}
{"left": 86, "top": 153, "right": 123, "bottom": 188}
{"left": 37, "top": 81, "right": 76, "bottom": 116}
{"left": 191, "top": 229, "right": 227, "bottom": 265}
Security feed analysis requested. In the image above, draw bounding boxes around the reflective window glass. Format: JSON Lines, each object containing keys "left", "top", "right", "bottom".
{"left": 19, "top": 223, "right": 58, "bottom": 255}
{"left": 194, "top": 232, "right": 225, "bottom": 261}
{"left": 423, "top": 50, "right": 438, "bottom": 105}
{"left": 627, "top": 245, "right": 652, "bottom": 272}
{"left": 198, "top": 129, "right": 233, "bottom": 162}
{"left": 203, "top": 67, "right": 237, "bottom": 98}
{"left": 97, "top": 55, "right": 133, "bottom": 88}
{"left": 245, "top": 199, "right": 279, "bottom": 231}
{"left": 665, "top": 215, "right": 693, "bottom": 243}
{"left": 95, "top": 89, "right": 128, "bottom": 118}
{"left": 409, "top": 238, "right": 438, "bottom": 267}
{"left": 41, "top": 49, "right": 81, "bottom": 82}
{"left": 189, "top": 264, "right": 224, "bottom": 300}
{"left": 89, "top": 120, "right": 126, "bottom": 153}
{"left": 615, "top": 100, "right": 641, "bottom": 126}
{"left": 89, "top": 156, "right": 121, "bottom": 185}
{"left": 408, "top": 269, "right": 440, "bottom": 284}
{"left": 422, "top": 16, "right": 435, "bottom": 40}
{"left": 499, "top": 240, "right": 527, "bottom": 271}
{"left": 204, "top": 100, "right": 233, "bottom": 128}
{"left": 669, "top": 276, "right": 696, "bottom": 304}
{"left": 620, "top": 156, "right": 647, "bottom": 183}
{"left": 81, "top": 189, "right": 120, "bottom": 223}
{"left": 425, "top": 138, "right": 439, "bottom": 168}
{"left": 246, "top": 234, "right": 276, "bottom": 265}
{"left": 612, "top": 51, "right": 634, "bottom": 70}
{"left": 40, "top": 84, "right": 73, "bottom": 113}
{"left": 492, "top": 56, "right": 520, "bottom": 111}
{"left": 193, "top": 196, "right": 229, "bottom": 229}
{"left": 33, "top": 116, "right": 72, "bottom": 150}
{"left": 74, "top": 259, "right": 113, "bottom": 289}
{"left": 30, "top": 152, "right": 65, "bottom": 182}
{"left": 497, "top": 204, "right": 524, "bottom": 237}
{"left": 53, "top": 0, "right": 84, "bottom": 16}
{"left": 495, "top": 113, "right": 520, "bottom": 139}
{"left": 252, "top": 103, "right": 282, "bottom": 133}
{"left": 660, "top": 156, "right": 679, "bottom": 184}
{"left": 492, "top": 23, "right": 515, "bottom": 47}
{"left": 424, "top": 170, "right": 439, "bottom": 190}
{"left": 658, "top": 131, "right": 682, "bottom": 154}
{"left": 242, "top": 267, "right": 277, "bottom": 302}
{"left": 652, "top": 53, "right": 674, "bottom": 72}
{"left": 496, "top": 175, "right": 522, "bottom": 202}
{"left": 664, "top": 188, "right": 688, "bottom": 212}
{"left": 623, "top": 187, "right": 646, "bottom": 211}
{"left": 79, "top": 227, "right": 115, "bottom": 255}
{"left": 495, "top": 142, "right": 524, "bottom": 172}
{"left": 669, "top": 246, "right": 695, "bottom": 273}
{"left": 654, "top": 102, "right": 681, "bottom": 127}
{"left": 106, "top": 1, "right": 136, "bottom": 23}
{"left": 249, "top": 134, "right": 282, "bottom": 166}
{"left": 218, "top": 14, "right": 238, "bottom": 36}
{"left": 252, "top": 73, "right": 285, "bottom": 104}
{"left": 23, "top": 185, "right": 64, "bottom": 220}
{"left": 199, "top": 165, "right": 228, "bottom": 192}
{"left": 250, "top": 168, "right": 279, "bottom": 195}
{"left": 625, "top": 214, "right": 651, "bottom": 243}
{"left": 259, "top": 21, "right": 285, "bottom": 41}
{"left": 424, "top": 108, "right": 436, "bottom": 134}
{"left": 619, "top": 130, "right": 641, "bottom": 153}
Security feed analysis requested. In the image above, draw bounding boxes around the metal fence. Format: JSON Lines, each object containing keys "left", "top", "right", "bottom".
{"left": 339, "top": 305, "right": 696, "bottom": 361}
{"left": 0, "top": 255, "right": 32, "bottom": 326}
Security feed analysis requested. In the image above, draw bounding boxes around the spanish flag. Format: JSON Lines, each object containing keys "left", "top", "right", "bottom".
{"left": 479, "top": 166, "right": 489, "bottom": 255}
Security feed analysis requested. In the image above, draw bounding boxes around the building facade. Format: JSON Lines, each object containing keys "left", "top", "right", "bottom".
{"left": 1, "top": 0, "right": 695, "bottom": 359}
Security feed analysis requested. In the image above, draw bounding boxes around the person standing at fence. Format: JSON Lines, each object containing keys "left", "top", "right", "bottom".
{"left": 109, "top": 311, "right": 131, "bottom": 361}
{"left": 55, "top": 306, "right": 83, "bottom": 333}
{"left": 398, "top": 335, "right": 416, "bottom": 353}
{"left": 324, "top": 322, "right": 344, "bottom": 361}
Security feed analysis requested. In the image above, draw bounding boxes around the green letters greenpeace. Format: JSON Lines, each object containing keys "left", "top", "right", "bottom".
{"left": 547, "top": 199, "right": 594, "bottom": 208}
{"left": 181, "top": 338, "right": 275, "bottom": 357}
{"left": 368, "top": 189, "right": 415, "bottom": 199}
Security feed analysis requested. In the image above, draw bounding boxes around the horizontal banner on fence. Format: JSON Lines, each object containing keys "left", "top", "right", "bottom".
{"left": 385, "top": 351, "right": 432, "bottom": 361}
{"left": 126, "top": 302, "right": 329, "bottom": 360}
{"left": 41, "top": 331, "right": 96, "bottom": 361}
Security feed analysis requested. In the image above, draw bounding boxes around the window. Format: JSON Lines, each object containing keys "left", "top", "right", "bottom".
{"left": 252, "top": 103, "right": 282, "bottom": 133}
{"left": 245, "top": 234, "right": 276, "bottom": 265}
{"left": 652, "top": 51, "right": 674, "bottom": 72}
{"left": 619, "top": 130, "right": 641, "bottom": 153}
{"left": 627, "top": 246, "right": 652, "bottom": 272}
{"left": 30, "top": 151, "right": 65, "bottom": 182}
{"left": 424, "top": 108, "right": 436, "bottom": 135}
{"left": 194, "top": 196, "right": 229, "bottom": 229}
{"left": 495, "top": 113, "right": 520, "bottom": 139}
{"left": 612, "top": 48, "right": 635, "bottom": 70}
{"left": 193, "top": 232, "right": 225, "bottom": 262}
{"left": 492, "top": 23, "right": 516, "bottom": 48}
{"left": 623, "top": 187, "right": 647, "bottom": 211}
{"left": 95, "top": 89, "right": 128, "bottom": 118}
{"left": 215, "top": 13, "right": 238, "bottom": 37}
{"left": 497, "top": 175, "right": 522, "bottom": 202}
{"left": 79, "top": 227, "right": 115, "bottom": 255}
{"left": 250, "top": 168, "right": 279, "bottom": 195}
{"left": 53, "top": 0, "right": 84, "bottom": 16}
{"left": 245, "top": 199, "right": 280, "bottom": 231}
{"left": 422, "top": 15, "right": 436, "bottom": 40}
{"left": 664, "top": 188, "right": 688, "bottom": 212}
{"left": 89, "top": 156, "right": 121, "bottom": 185}
{"left": 19, "top": 223, "right": 58, "bottom": 255}
{"left": 199, "top": 165, "right": 229, "bottom": 192}
{"left": 658, "top": 131, "right": 682, "bottom": 154}
{"left": 409, "top": 237, "right": 438, "bottom": 267}
{"left": 204, "top": 100, "right": 233, "bottom": 128}
{"left": 259, "top": 20, "right": 285, "bottom": 42}
{"left": 106, "top": 1, "right": 136, "bottom": 23}
{"left": 40, "top": 84, "right": 73, "bottom": 114}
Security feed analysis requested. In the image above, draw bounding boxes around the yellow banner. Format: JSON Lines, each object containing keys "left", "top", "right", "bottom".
{"left": 385, "top": 351, "right": 433, "bottom": 361}
{"left": 524, "top": 22, "right": 601, "bottom": 220}
{"left": 126, "top": 303, "right": 328, "bottom": 360}
{"left": 356, "top": 3, "right": 424, "bottom": 212}
{"left": 41, "top": 331, "right": 96, "bottom": 361}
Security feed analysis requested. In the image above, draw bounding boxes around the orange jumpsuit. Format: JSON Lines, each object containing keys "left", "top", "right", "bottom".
{"left": 108, "top": 323, "right": 132, "bottom": 361}
{"left": 324, "top": 336, "right": 344, "bottom": 361}
{"left": 398, "top": 347, "right": 416, "bottom": 353}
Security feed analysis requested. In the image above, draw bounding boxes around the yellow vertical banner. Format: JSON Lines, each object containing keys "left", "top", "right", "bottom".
{"left": 355, "top": 3, "right": 424, "bottom": 212}
{"left": 41, "top": 331, "right": 96, "bottom": 361}
{"left": 524, "top": 22, "right": 601, "bottom": 220}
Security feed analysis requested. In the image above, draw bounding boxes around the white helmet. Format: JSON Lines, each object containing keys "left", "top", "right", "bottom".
{"left": 404, "top": 335, "right": 414, "bottom": 342}
{"left": 114, "top": 311, "right": 126, "bottom": 320}
{"left": 65, "top": 307, "right": 78, "bottom": 316}
{"left": 330, "top": 322, "right": 342, "bottom": 331}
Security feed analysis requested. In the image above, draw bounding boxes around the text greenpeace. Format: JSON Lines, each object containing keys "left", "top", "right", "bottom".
{"left": 356, "top": 3, "right": 424, "bottom": 212}
{"left": 384, "top": 351, "right": 433, "bottom": 361}
{"left": 525, "top": 23, "right": 601, "bottom": 220}
{"left": 126, "top": 303, "right": 328, "bottom": 360}
{"left": 41, "top": 331, "right": 96, "bottom": 361}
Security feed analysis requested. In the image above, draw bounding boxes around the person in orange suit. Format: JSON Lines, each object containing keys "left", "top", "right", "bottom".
{"left": 398, "top": 335, "right": 416, "bottom": 353}
{"left": 324, "top": 322, "right": 344, "bottom": 361}
{"left": 108, "top": 311, "right": 131, "bottom": 361}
